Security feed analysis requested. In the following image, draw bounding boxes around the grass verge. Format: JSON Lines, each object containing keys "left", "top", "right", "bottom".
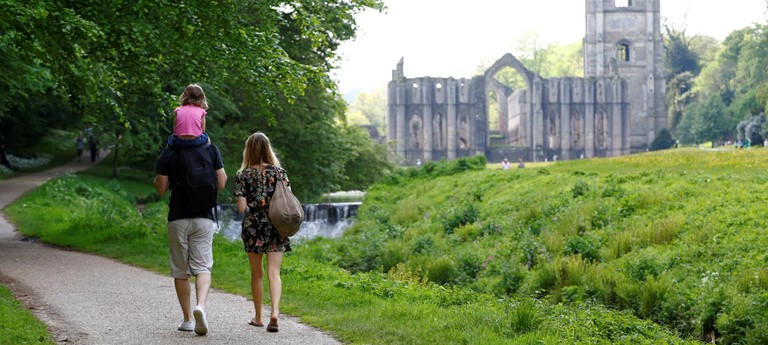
{"left": 0, "top": 284, "right": 55, "bottom": 345}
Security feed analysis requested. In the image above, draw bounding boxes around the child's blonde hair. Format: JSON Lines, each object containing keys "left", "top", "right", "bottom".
{"left": 238, "top": 132, "right": 281, "bottom": 173}
{"left": 179, "top": 84, "right": 208, "bottom": 109}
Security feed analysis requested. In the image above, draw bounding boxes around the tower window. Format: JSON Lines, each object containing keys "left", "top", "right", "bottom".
{"left": 617, "top": 43, "right": 630, "bottom": 62}
{"left": 615, "top": 0, "right": 631, "bottom": 7}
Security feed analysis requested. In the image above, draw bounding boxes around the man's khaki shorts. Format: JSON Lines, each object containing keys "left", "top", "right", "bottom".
{"left": 167, "top": 218, "right": 215, "bottom": 278}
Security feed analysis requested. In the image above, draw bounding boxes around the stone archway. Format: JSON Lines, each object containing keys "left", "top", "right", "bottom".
{"left": 483, "top": 53, "right": 536, "bottom": 150}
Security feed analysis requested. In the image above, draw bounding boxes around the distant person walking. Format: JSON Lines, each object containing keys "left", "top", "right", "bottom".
{"left": 88, "top": 136, "right": 98, "bottom": 162}
{"left": 76, "top": 134, "right": 84, "bottom": 161}
{"left": 0, "top": 143, "right": 10, "bottom": 169}
{"left": 501, "top": 158, "right": 510, "bottom": 170}
{"left": 517, "top": 158, "right": 525, "bottom": 169}
{"left": 167, "top": 84, "right": 211, "bottom": 149}
{"left": 234, "top": 132, "right": 292, "bottom": 333}
{"left": 153, "top": 138, "right": 227, "bottom": 335}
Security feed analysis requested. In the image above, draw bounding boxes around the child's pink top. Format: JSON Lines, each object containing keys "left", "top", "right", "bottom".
{"left": 173, "top": 105, "right": 206, "bottom": 137}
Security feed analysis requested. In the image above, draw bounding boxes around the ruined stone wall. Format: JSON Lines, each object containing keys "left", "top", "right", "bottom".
{"left": 388, "top": 76, "right": 483, "bottom": 164}
{"left": 388, "top": 60, "right": 630, "bottom": 164}
{"left": 386, "top": 0, "right": 663, "bottom": 164}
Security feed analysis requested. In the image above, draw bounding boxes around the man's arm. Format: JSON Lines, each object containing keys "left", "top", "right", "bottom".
{"left": 154, "top": 174, "right": 169, "bottom": 196}
{"left": 216, "top": 168, "right": 227, "bottom": 190}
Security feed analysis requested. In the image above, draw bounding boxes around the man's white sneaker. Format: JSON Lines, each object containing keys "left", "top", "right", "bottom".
{"left": 177, "top": 320, "right": 194, "bottom": 332}
{"left": 193, "top": 305, "right": 208, "bottom": 335}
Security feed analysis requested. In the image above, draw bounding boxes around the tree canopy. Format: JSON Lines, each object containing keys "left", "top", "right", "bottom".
{"left": 0, "top": 0, "right": 390, "bottom": 199}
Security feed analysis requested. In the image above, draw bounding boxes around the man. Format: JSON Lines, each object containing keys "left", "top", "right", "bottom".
{"left": 154, "top": 143, "right": 226, "bottom": 336}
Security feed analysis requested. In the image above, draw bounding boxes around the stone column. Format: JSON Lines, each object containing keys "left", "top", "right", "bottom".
{"left": 532, "top": 76, "right": 544, "bottom": 161}
{"left": 447, "top": 79, "right": 457, "bottom": 159}
{"left": 559, "top": 78, "right": 571, "bottom": 160}
{"left": 387, "top": 82, "right": 397, "bottom": 150}
{"left": 395, "top": 85, "right": 406, "bottom": 159}
{"left": 585, "top": 81, "right": 595, "bottom": 159}
{"left": 611, "top": 81, "right": 623, "bottom": 157}
{"left": 422, "top": 83, "right": 433, "bottom": 161}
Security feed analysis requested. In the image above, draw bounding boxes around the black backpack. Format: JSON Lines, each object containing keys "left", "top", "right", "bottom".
{"left": 174, "top": 143, "right": 218, "bottom": 215}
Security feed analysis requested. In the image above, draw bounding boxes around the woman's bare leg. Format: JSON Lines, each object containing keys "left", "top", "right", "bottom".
{"left": 266, "top": 252, "right": 284, "bottom": 321}
{"left": 247, "top": 252, "right": 264, "bottom": 325}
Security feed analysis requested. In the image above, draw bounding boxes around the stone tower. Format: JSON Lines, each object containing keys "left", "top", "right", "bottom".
{"left": 584, "top": 0, "right": 666, "bottom": 150}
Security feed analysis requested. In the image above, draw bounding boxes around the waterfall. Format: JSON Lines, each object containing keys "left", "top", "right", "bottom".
{"left": 217, "top": 202, "right": 361, "bottom": 242}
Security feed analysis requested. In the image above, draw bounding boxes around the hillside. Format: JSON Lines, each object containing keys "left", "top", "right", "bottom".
{"left": 313, "top": 148, "right": 768, "bottom": 343}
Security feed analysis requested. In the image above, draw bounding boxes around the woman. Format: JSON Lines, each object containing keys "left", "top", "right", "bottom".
{"left": 234, "top": 132, "right": 292, "bottom": 333}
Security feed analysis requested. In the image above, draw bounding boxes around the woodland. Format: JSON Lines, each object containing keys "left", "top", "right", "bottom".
{"left": 0, "top": 0, "right": 392, "bottom": 200}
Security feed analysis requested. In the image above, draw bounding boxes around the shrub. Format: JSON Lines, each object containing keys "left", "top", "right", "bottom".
{"left": 527, "top": 263, "right": 557, "bottom": 297}
{"left": 439, "top": 200, "right": 478, "bottom": 234}
{"left": 571, "top": 180, "right": 592, "bottom": 198}
{"left": 506, "top": 299, "right": 542, "bottom": 334}
{"left": 649, "top": 128, "right": 676, "bottom": 151}
{"left": 427, "top": 256, "right": 458, "bottom": 285}
{"left": 563, "top": 236, "right": 600, "bottom": 262}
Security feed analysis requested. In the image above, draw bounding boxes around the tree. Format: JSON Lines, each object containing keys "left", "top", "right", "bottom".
{"left": 664, "top": 24, "right": 701, "bottom": 82}
{"left": 1, "top": 0, "right": 388, "bottom": 192}
{"left": 649, "top": 128, "right": 676, "bottom": 151}
{"left": 677, "top": 95, "right": 729, "bottom": 145}
{"left": 347, "top": 88, "right": 387, "bottom": 136}
{"left": 666, "top": 72, "right": 696, "bottom": 135}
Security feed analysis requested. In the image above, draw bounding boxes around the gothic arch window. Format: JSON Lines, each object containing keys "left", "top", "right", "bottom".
{"left": 410, "top": 113, "right": 422, "bottom": 150}
{"left": 595, "top": 110, "right": 607, "bottom": 148}
{"left": 615, "top": 0, "right": 631, "bottom": 7}
{"left": 459, "top": 111, "right": 470, "bottom": 149}
{"left": 616, "top": 42, "right": 631, "bottom": 62}
{"left": 433, "top": 112, "right": 445, "bottom": 149}
{"left": 547, "top": 110, "right": 560, "bottom": 149}
{"left": 571, "top": 111, "right": 584, "bottom": 149}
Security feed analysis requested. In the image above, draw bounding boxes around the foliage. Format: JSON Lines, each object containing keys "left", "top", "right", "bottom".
{"left": 666, "top": 72, "right": 696, "bottom": 135}
{"left": 0, "top": 0, "right": 389, "bottom": 197}
{"left": 664, "top": 24, "right": 701, "bottom": 81}
{"left": 512, "top": 32, "right": 583, "bottom": 78}
{"left": 686, "top": 24, "right": 768, "bottom": 143}
{"left": 648, "top": 128, "right": 676, "bottom": 151}
{"left": 346, "top": 88, "right": 387, "bottom": 136}
{"left": 0, "top": 284, "right": 55, "bottom": 345}
{"left": 319, "top": 148, "right": 768, "bottom": 343}
{"left": 676, "top": 95, "right": 729, "bottom": 145}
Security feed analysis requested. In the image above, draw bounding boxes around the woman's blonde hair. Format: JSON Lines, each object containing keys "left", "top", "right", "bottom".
{"left": 239, "top": 132, "right": 281, "bottom": 172}
{"left": 179, "top": 83, "right": 209, "bottom": 109}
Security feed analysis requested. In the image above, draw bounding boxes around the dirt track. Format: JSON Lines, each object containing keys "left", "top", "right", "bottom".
{"left": 0, "top": 155, "right": 341, "bottom": 345}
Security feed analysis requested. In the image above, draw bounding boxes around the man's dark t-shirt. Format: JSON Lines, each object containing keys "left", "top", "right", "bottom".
{"left": 155, "top": 144, "right": 224, "bottom": 222}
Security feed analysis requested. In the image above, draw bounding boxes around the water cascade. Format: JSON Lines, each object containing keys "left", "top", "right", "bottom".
{"left": 218, "top": 202, "right": 361, "bottom": 242}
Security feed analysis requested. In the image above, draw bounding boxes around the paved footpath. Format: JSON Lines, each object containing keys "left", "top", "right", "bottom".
{"left": 0, "top": 156, "right": 341, "bottom": 345}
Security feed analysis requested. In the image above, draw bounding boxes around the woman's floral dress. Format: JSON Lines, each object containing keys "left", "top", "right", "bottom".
{"left": 234, "top": 165, "right": 292, "bottom": 254}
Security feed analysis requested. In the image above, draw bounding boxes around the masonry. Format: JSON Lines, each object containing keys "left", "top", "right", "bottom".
{"left": 387, "top": 0, "right": 666, "bottom": 164}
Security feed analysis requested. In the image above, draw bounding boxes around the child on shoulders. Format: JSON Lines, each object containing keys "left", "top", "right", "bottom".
{"left": 167, "top": 83, "right": 210, "bottom": 148}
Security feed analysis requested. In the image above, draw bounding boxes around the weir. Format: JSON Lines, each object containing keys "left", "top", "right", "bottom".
{"left": 218, "top": 203, "right": 361, "bottom": 242}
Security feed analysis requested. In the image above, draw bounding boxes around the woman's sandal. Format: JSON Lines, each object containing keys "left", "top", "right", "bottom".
{"left": 248, "top": 319, "right": 264, "bottom": 327}
{"left": 266, "top": 318, "right": 279, "bottom": 333}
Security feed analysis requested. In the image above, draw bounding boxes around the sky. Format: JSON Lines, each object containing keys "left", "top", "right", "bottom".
{"left": 332, "top": 0, "right": 767, "bottom": 95}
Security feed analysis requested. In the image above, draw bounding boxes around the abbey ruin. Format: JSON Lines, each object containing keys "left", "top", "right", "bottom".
{"left": 387, "top": 0, "right": 667, "bottom": 164}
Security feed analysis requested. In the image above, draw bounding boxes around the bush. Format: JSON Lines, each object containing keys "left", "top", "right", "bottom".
{"left": 649, "top": 128, "right": 676, "bottom": 151}
{"left": 427, "top": 256, "right": 458, "bottom": 285}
